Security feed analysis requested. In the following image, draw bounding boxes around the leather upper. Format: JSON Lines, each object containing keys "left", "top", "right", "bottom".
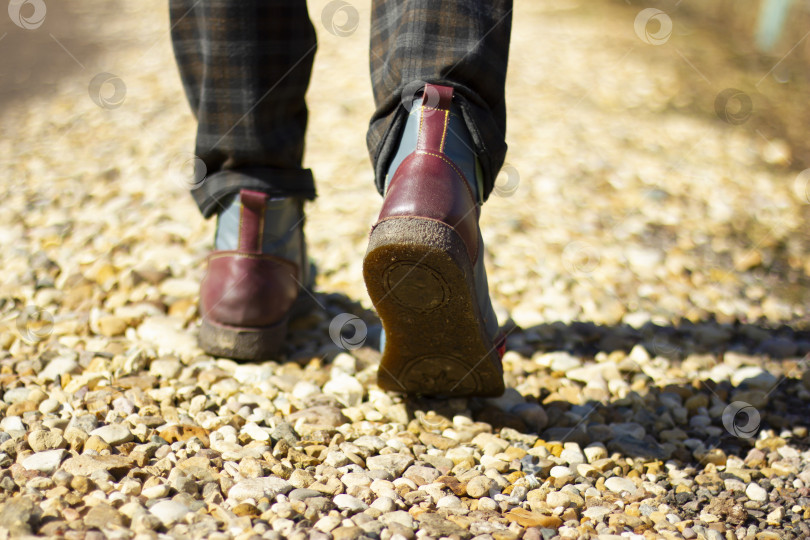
{"left": 200, "top": 252, "right": 299, "bottom": 327}
{"left": 201, "top": 189, "right": 302, "bottom": 328}
{"left": 376, "top": 84, "right": 481, "bottom": 263}
{"left": 378, "top": 152, "right": 480, "bottom": 263}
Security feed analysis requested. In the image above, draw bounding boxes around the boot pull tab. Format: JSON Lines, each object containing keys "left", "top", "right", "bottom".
{"left": 421, "top": 83, "right": 453, "bottom": 109}
{"left": 417, "top": 84, "right": 454, "bottom": 153}
{"left": 238, "top": 189, "right": 269, "bottom": 253}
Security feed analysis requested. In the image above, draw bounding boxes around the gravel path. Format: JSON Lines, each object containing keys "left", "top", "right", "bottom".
{"left": 2, "top": 0, "right": 810, "bottom": 538}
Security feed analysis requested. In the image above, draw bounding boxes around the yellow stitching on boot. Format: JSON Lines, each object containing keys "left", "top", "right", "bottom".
{"left": 439, "top": 110, "right": 449, "bottom": 153}
{"left": 417, "top": 105, "right": 426, "bottom": 150}
{"left": 238, "top": 198, "right": 245, "bottom": 250}
{"left": 417, "top": 151, "right": 469, "bottom": 189}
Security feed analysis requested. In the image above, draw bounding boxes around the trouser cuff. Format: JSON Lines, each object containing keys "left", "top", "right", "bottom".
{"left": 192, "top": 167, "right": 316, "bottom": 218}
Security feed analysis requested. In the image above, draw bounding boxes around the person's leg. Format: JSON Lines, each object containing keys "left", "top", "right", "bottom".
{"left": 170, "top": 0, "right": 317, "bottom": 216}
{"left": 366, "top": 0, "right": 512, "bottom": 200}
{"left": 170, "top": 0, "right": 317, "bottom": 359}
{"left": 364, "top": 1, "right": 512, "bottom": 397}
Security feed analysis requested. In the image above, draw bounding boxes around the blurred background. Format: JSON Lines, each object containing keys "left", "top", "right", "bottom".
{"left": 2, "top": 0, "right": 810, "bottom": 346}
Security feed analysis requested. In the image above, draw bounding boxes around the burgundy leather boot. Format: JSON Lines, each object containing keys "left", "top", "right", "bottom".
{"left": 363, "top": 84, "right": 506, "bottom": 397}
{"left": 198, "top": 189, "right": 309, "bottom": 360}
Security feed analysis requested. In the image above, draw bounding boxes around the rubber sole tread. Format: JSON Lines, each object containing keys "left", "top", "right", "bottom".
{"left": 363, "top": 217, "right": 504, "bottom": 397}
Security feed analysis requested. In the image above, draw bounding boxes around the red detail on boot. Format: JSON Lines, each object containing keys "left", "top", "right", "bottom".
{"left": 238, "top": 189, "right": 269, "bottom": 253}
{"left": 496, "top": 333, "right": 507, "bottom": 359}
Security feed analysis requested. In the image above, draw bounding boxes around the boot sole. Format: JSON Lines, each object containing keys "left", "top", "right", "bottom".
{"left": 198, "top": 316, "right": 288, "bottom": 360}
{"left": 363, "top": 217, "right": 504, "bottom": 397}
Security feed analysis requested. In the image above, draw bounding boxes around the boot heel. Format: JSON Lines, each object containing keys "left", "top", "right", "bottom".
{"left": 363, "top": 217, "right": 504, "bottom": 397}
{"left": 198, "top": 316, "right": 288, "bottom": 360}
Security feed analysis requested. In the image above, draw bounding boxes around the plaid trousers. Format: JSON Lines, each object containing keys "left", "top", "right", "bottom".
{"left": 170, "top": 0, "right": 512, "bottom": 217}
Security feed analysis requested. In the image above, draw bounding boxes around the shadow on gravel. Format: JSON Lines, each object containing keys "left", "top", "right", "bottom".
{"left": 510, "top": 319, "right": 810, "bottom": 360}
{"left": 403, "top": 317, "right": 810, "bottom": 467}
{"left": 404, "top": 380, "right": 810, "bottom": 458}
{"left": 505, "top": 318, "right": 810, "bottom": 463}
{"left": 282, "top": 291, "right": 382, "bottom": 363}
{"left": 285, "top": 292, "right": 810, "bottom": 467}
